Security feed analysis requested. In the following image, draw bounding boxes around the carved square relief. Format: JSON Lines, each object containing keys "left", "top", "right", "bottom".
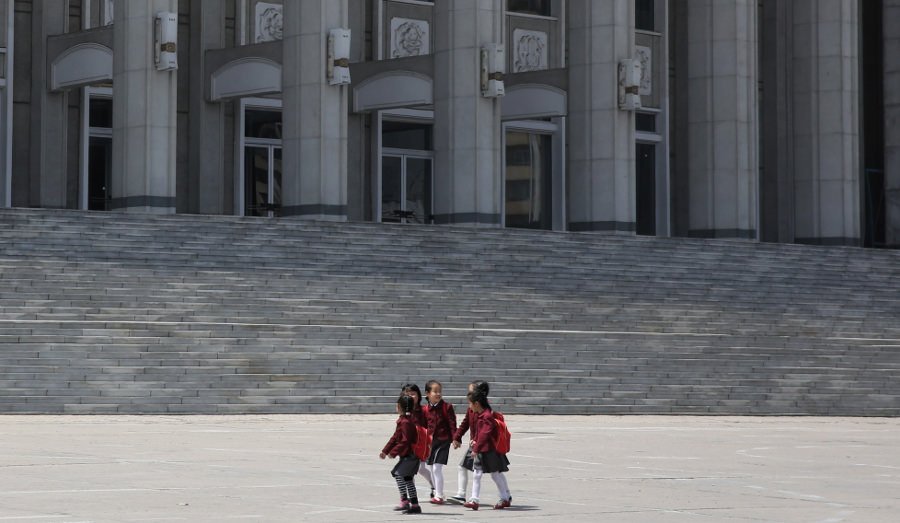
{"left": 512, "top": 29, "right": 548, "bottom": 73}
{"left": 255, "top": 2, "right": 284, "bottom": 43}
{"left": 390, "top": 18, "right": 430, "bottom": 58}
{"left": 636, "top": 45, "right": 652, "bottom": 96}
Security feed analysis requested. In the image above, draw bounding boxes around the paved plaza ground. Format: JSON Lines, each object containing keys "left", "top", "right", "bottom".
{"left": 0, "top": 415, "right": 897, "bottom": 522}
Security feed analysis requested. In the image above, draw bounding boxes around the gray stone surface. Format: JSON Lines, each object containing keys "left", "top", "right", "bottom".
{"left": 1, "top": 209, "right": 899, "bottom": 415}
{"left": 0, "top": 415, "right": 897, "bottom": 522}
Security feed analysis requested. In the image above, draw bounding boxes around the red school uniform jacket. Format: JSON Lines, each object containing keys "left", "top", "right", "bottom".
{"left": 412, "top": 404, "right": 427, "bottom": 428}
{"left": 453, "top": 407, "right": 479, "bottom": 443}
{"left": 382, "top": 414, "right": 418, "bottom": 458}
{"left": 425, "top": 400, "right": 457, "bottom": 442}
{"left": 471, "top": 409, "right": 497, "bottom": 454}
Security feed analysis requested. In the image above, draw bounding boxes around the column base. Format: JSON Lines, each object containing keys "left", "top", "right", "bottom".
{"left": 281, "top": 204, "right": 348, "bottom": 221}
{"left": 108, "top": 196, "right": 177, "bottom": 213}
{"left": 432, "top": 213, "right": 502, "bottom": 226}
{"left": 569, "top": 221, "right": 636, "bottom": 233}
{"left": 795, "top": 237, "right": 861, "bottom": 247}
{"left": 687, "top": 229, "right": 757, "bottom": 240}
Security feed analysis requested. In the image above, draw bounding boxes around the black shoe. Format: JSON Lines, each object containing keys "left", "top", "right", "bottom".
{"left": 403, "top": 504, "right": 422, "bottom": 514}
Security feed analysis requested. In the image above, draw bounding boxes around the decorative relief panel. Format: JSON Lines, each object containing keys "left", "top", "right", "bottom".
{"left": 255, "top": 2, "right": 283, "bottom": 43}
{"left": 636, "top": 45, "right": 652, "bottom": 96}
{"left": 390, "top": 18, "right": 429, "bottom": 58}
{"left": 512, "top": 29, "right": 548, "bottom": 73}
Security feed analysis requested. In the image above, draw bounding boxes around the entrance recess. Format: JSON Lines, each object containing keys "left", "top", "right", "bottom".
{"left": 381, "top": 154, "right": 433, "bottom": 224}
{"left": 82, "top": 87, "right": 113, "bottom": 211}
{"left": 239, "top": 100, "right": 283, "bottom": 217}
{"left": 378, "top": 118, "right": 434, "bottom": 224}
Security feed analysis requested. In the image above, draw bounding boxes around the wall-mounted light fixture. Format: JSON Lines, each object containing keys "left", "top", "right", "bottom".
{"left": 480, "top": 43, "right": 505, "bottom": 98}
{"left": 327, "top": 28, "right": 352, "bottom": 86}
{"left": 618, "top": 59, "right": 642, "bottom": 111}
{"left": 154, "top": 12, "right": 178, "bottom": 71}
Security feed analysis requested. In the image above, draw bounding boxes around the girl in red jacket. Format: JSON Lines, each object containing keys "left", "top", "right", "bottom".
{"left": 423, "top": 379, "right": 457, "bottom": 504}
{"left": 380, "top": 394, "right": 422, "bottom": 514}
{"left": 463, "top": 389, "right": 512, "bottom": 511}
{"left": 402, "top": 383, "right": 435, "bottom": 497}
{"left": 451, "top": 380, "right": 489, "bottom": 502}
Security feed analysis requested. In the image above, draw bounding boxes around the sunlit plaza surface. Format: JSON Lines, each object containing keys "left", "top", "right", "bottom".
{"left": 0, "top": 415, "right": 897, "bottom": 522}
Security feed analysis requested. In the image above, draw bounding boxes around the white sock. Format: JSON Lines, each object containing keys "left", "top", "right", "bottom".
{"left": 491, "top": 472, "right": 511, "bottom": 500}
{"left": 456, "top": 466, "right": 468, "bottom": 497}
{"left": 432, "top": 463, "right": 445, "bottom": 499}
{"left": 471, "top": 467, "right": 484, "bottom": 502}
{"left": 418, "top": 462, "right": 434, "bottom": 489}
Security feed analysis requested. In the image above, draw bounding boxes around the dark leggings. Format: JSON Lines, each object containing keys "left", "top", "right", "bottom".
{"left": 394, "top": 474, "right": 418, "bottom": 504}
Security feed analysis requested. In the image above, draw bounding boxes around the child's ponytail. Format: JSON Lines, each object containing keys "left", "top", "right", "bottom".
{"left": 397, "top": 394, "right": 416, "bottom": 415}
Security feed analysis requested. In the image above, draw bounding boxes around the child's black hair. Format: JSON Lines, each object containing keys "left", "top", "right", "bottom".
{"left": 397, "top": 394, "right": 416, "bottom": 414}
{"left": 467, "top": 390, "right": 491, "bottom": 410}
{"left": 401, "top": 383, "right": 422, "bottom": 403}
{"left": 425, "top": 380, "right": 442, "bottom": 393}
{"left": 470, "top": 380, "right": 490, "bottom": 396}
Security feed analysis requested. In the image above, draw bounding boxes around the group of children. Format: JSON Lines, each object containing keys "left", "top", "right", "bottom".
{"left": 379, "top": 380, "right": 513, "bottom": 515}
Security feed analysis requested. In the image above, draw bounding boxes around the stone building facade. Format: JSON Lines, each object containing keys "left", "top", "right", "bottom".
{"left": 1, "top": 0, "right": 897, "bottom": 247}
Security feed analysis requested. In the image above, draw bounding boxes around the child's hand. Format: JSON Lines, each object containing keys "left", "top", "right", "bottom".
{"left": 379, "top": 452, "right": 386, "bottom": 459}
{"left": 452, "top": 440, "right": 461, "bottom": 449}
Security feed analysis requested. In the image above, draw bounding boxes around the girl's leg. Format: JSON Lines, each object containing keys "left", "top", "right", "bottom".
{"left": 470, "top": 467, "right": 484, "bottom": 502}
{"left": 432, "top": 463, "right": 444, "bottom": 499}
{"left": 393, "top": 472, "right": 410, "bottom": 510}
{"left": 403, "top": 476, "right": 419, "bottom": 506}
{"left": 418, "top": 461, "right": 434, "bottom": 489}
{"left": 491, "top": 471, "right": 511, "bottom": 500}
{"left": 455, "top": 466, "right": 469, "bottom": 498}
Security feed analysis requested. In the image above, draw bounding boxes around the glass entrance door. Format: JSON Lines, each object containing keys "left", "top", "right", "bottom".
{"left": 244, "top": 145, "right": 282, "bottom": 217}
{"left": 88, "top": 136, "right": 112, "bottom": 210}
{"left": 241, "top": 105, "right": 282, "bottom": 217}
{"left": 85, "top": 92, "right": 113, "bottom": 211}
{"left": 505, "top": 130, "right": 553, "bottom": 230}
{"left": 381, "top": 154, "right": 432, "bottom": 224}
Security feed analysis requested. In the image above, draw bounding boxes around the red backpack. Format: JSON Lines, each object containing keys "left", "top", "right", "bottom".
{"left": 493, "top": 411, "right": 511, "bottom": 454}
{"left": 412, "top": 425, "right": 431, "bottom": 461}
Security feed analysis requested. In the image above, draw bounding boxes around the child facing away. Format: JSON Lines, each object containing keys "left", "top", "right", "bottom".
{"left": 380, "top": 394, "right": 423, "bottom": 514}
{"left": 451, "top": 380, "right": 490, "bottom": 503}
{"left": 422, "top": 380, "right": 457, "bottom": 504}
{"left": 402, "top": 383, "right": 435, "bottom": 497}
{"left": 463, "top": 389, "right": 512, "bottom": 511}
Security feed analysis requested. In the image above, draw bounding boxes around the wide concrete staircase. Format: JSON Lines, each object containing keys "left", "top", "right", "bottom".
{"left": 1, "top": 208, "right": 898, "bottom": 415}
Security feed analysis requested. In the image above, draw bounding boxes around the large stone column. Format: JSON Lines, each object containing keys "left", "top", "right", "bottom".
{"left": 30, "top": 0, "right": 68, "bottom": 208}
{"left": 885, "top": 0, "right": 900, "bottom": 247}
{"left": 281, "top": 0, "right": 349, "bottom": 221}
{"left": 685, "top": 0, "right": 759, "bottom": 239}
{"left": 432, "top": 0, "right": 504, "bottom": 226}
{"left": 111, "top": 1, "right": 178, "bottom": 213}
{"left": 567, "top": 0, "right": 635, "bottom": 232}
{"left": 791, "top": 0, "right": 860, "bottom": 245}
{"left": 189, "top": 0, "right": 227, "bottom": 214}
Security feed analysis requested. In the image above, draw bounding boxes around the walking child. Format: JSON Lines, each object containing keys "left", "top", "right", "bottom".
{"left": 380, "top": 394, "right": 423, "bottom": 514}
{"left": 463, "top": 389, "right": 512, "bottom": 511}
{"left": 402, "top": 383, "right": 435, "bottom": 497}
{"left": 451, "top": 380, "right": 490, "bottom": 502}
{"left": 423, "top": 380, "right": 457, "bottom": 504}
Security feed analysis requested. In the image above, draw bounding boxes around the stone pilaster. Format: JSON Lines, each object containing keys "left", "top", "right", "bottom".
{"left": 432, "top": 0, "right": 504, "bottom": 226}
{"left": 791, "top": 0, "right": 860, "bottom": 245}
{"left": 567, "top": 0, "right": 636, "bottom": 232}
{"left": 30, "top": 0, "right": 68, "bottom": 208}
{"left": 111, "top": 1, "right": 178, "bottom": 213}
{"left": 281, "top": 0, "right": 349, "bottom": 220}
{"left": 685, "top": 0, "right": 758, "bottom": 239}
{"left": 885, "top": 0, "right": 900, "bottom": 247}
{"left": 189, "top": 0, "right": 227, "bottom": 214}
